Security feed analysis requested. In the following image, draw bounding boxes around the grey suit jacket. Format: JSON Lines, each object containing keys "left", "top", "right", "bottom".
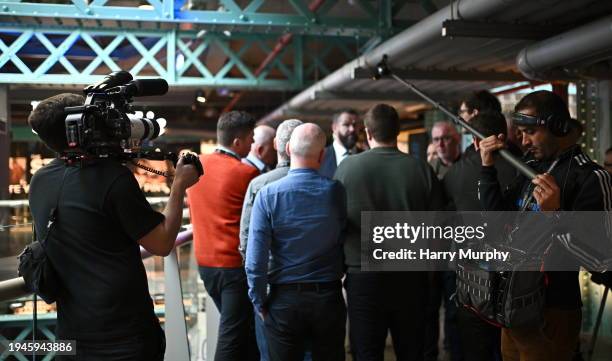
{"left": 239, "top": 164, "right": 290, "bottom": 261}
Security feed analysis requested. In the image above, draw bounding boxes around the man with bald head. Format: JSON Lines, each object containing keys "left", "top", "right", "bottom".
{"left": 246, "top": 123, "right": 346, "bottom": 361}
{"left": 239, "top": 119, "right": 303, "bottom": 361}
{"left": 244, "top": 124, "right": 277, "bottom": 173}
{"left": 430, "top": 121, "right": 461, "bottom": 179}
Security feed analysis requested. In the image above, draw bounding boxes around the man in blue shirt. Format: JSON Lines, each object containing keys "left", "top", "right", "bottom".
{"left": 239, "top": 118, "right": 303, "bottom": 361}
{"left": 246, "top": 123, "right": 346, "bottom": 361}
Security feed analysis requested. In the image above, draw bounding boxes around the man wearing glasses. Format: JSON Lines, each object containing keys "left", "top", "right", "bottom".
{"left": 429, "top": 121, "right": 461, "bottom": 179}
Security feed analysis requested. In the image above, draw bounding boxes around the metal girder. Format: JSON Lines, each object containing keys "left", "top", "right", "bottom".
{"left": 0, "top": 0, "right": 402, "bottom": 37}
{"left": 441, "top": 20, "right": 567, "bottom": 40}
{"left": 313, "top": 90, "right": 442, "bottom": 102}
{"left": 281, "top": 108, "right": 337, "bottom": 118}
{"left": 352, "top": 67, "right": 527, "bottom": 81}
{"left": 0, "top": 25, "right": 360, "bottom": 88}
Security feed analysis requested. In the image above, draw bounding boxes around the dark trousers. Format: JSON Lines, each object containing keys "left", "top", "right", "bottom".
{"left": 264, "top": 283, "right": 346, "bottom": 361}
{"left": 457, "top": 307, "right": 501, "bottom": 361}
{"left": 57, "top": 323, "right": 165, "bottom": 361}
{"left": 501, "top": 308, "right": 581, "bottom": 361}
{"left": 199, "top": 266, "right": 259, "bottom": 361}
{"left": 255, "top": 313, "right": 270, "bottom": 361}
{"left": 425, "top": 272, "right": 463, "bottom": 361}
{"left": 345, "top": 272, "right": 428, "bottom": 361}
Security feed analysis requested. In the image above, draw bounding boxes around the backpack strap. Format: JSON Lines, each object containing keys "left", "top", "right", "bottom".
{"left": 39, "top": 167, "right": 68, "bottom": 249}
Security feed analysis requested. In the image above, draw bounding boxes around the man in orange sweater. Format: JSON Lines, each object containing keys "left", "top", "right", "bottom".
{"left": 188, "top": 111, "right": 260, "bottom": 361}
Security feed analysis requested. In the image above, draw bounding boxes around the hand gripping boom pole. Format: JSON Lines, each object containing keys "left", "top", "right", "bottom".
{"left": 373, "top": 55, "right": 537, "bottom": 180}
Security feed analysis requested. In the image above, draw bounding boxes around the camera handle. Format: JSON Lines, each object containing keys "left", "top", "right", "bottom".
{"left": 372, "top": 55, "right": 537, "bottom": 180}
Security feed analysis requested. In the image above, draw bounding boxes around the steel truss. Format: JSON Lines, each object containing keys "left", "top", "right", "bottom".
{"left": 0, "top": 24, "right": 365, "bottom": 88}
{"left": 0, "top": 0, "right": 418, "bottom": 88}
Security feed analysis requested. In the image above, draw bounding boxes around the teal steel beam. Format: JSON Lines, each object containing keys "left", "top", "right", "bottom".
{"left": 294, "top": 35, "right": 304, "bottom": 87}
{"left": 244, "top": 0, "right": 266, "bottom": 14}
{"left": 167, "top": 28, "right": 176, "bottom": 83}
{"left": 0, "top": 24, "right": 361, "bottom": 89}
{"left": 288, "top": 0, "right": 316, "bottom": 22}
{"left": 0, "top": 0, "right": 397, "bottom": 37}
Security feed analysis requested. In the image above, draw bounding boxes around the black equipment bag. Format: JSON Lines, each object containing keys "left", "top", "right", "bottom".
{"left": 456, "top": 255, "right": 545, "bottom": 329}
{"left": 18, "top": 169, "right": 67, "bottom": 304}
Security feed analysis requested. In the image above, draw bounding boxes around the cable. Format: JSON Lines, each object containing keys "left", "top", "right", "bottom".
{"left": 0, "top": 222, "right": 33, "bottom": 231}
{"left": 131, "top": 160, "right": 174, "bottom": 178}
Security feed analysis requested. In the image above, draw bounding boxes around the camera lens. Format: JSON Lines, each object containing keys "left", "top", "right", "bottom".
{"left": 127, "top": 113, "right": 167, "bottom": 141}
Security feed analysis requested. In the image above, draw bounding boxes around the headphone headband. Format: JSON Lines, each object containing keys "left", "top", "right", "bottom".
{"left": 512, "top": 112, "right": 570, "bottom": 136}
{"left": 512, "top": 112, "right": 548, "bottom": 127}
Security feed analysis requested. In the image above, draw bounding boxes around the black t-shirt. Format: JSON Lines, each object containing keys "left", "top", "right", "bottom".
{"left": 29, "top": 158, "right": 165, "bottom": 340}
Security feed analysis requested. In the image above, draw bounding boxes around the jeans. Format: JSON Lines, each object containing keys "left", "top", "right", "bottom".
{"left": 255, "top": 312, "right": 270, "bottom": 361}
{"left": 345, "top": 272, "right": 428, "bottom": 361}
{"left": 264, "top": 284, "right": 345, "bottom": 361}
{"left": 256, "top": 305, "right": 314, "bottom": 361}
{"left": 199, "top": 266, "right": 259, "bottom": 361}
{"left": 56, "top": 323, "right": 165, "bottom": 361}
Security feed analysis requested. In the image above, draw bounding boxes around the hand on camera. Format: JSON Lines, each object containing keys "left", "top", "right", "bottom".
{"left": 173, "top": 152, "right": 201, "bottom": 190}
{"left": 479, "top": 134, "right": 505, "bottom": 167}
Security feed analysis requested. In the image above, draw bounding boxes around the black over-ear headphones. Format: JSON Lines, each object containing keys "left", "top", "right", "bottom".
{"left": 511, "top": 112, "right": 571, "bottom": 137}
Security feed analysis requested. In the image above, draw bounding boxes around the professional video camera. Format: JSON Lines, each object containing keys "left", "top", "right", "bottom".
{"left": 63, "top": 71, "right": 202, "bottom": 175}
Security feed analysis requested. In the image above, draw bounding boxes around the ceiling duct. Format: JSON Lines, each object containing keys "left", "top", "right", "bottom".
{"left": 260, "top": 0, "right": 528, "bottom": 122}
{"left": 516, "top": 15, "right": 612, "bottom": 80}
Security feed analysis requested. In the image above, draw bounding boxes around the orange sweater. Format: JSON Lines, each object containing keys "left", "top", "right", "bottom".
{"left": 187, "top": 152, "right": 259, "bottom": 267}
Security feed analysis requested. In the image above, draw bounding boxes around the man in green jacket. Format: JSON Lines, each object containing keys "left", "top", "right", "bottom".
{"left": 334, "top": 103, "right": 445, "bottom": 361}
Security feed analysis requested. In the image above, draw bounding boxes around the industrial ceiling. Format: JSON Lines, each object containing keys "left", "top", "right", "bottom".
{"left": 2, "top": 0, "right": 612, "bottom": 135}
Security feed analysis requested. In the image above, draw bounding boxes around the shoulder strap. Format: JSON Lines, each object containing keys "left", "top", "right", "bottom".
{"left": 39, "top": 167, "right": 69, "bottom": 248}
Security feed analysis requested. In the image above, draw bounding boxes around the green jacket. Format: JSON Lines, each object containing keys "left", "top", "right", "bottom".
{"left": 334, "top": 147, "right": 445, "bottom": 272}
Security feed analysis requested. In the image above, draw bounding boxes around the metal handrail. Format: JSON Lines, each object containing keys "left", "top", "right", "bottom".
{"left": 0, "top": 228, "right": 194, "bottom": 303}
{"left": 0, "top": 196, "right": 171, "bottom": 208}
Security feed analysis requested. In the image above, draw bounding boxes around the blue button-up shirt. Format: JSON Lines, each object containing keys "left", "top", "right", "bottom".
{"left": 245, "top": 168, "right": 346, "bottom": 312}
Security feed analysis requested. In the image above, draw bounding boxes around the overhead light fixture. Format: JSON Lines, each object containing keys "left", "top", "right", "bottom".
{"left": 196, "top": 90, "right": 206, "bottom": 103}
{"left": 223, "top": 30, "right": 232, "bottom": 37}
{"left": 196, "top": 29, "right": 207, "bottom": 38}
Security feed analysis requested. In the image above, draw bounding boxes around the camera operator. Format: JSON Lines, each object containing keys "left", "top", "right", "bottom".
{"left": 27, "top": 93, "right": 200, "bottom": 360}
{"left": 478, "top": 90, "right": 611, "bottom": 361}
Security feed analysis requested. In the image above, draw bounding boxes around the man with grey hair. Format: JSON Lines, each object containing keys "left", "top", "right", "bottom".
{"left": 244, "top": 124, "right": 277, "bottom": 173}
{"left": 430, "top": 121, "right": 461, "bottom": 179}
{"left": 246, "top": 123, "right": 346, "bottom": 361}
{"left": 239, "top": 119, "right": 303, "bottom": 260}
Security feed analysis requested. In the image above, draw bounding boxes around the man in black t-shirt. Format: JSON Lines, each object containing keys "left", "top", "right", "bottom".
{"left": 27, "top": 94, "right": 200, "bottom": 360}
